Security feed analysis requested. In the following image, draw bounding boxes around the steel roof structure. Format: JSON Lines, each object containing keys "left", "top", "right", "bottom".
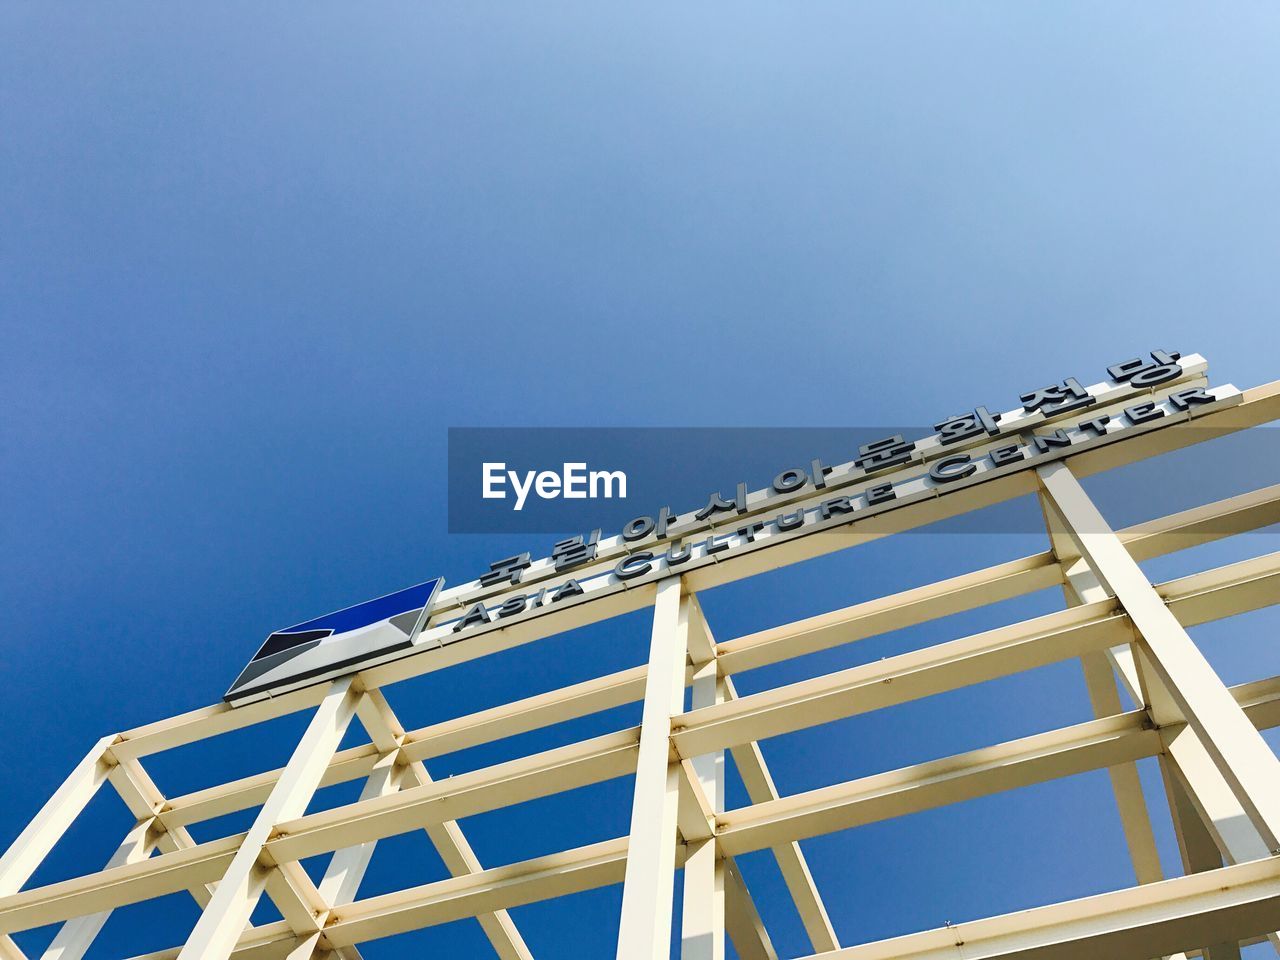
{"left": 3, "top": 362, "right": 1280, "bottom": 960}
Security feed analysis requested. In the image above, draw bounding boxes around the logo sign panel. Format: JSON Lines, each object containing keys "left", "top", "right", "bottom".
{"left": 224, "top": 577, "right": 443, "bottom": 704}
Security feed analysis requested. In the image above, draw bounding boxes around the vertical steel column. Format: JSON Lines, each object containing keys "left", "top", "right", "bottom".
{"left": 1038, "top": 461, "right": 1280, "bottom": 850}
{"left": 681, "top": 641, "right": 724, "bottom": 958}
{"left": 1147, "top": 658, "right": 1280, "bottom": 954}
{"left": 317, "top": 749, "right": 403, "bottom": 907}
{"left": 1161, "top": 763, "right": 1249, "bottom": 960}
{"left": 617, "top": 577, "right": 689, "bottom": 960}
{"left": 1037, "top": 550, "right": 1273, "bottom": 945}
{"left": 1041, "top": 460, "right": 1280, "bottom": 956}
{"left": 354, "top": 688, "right": 534, "bottom": 960}
{"left": 1039, "top": 497, "right": 1190, "bottom": 960}
{"left": 39, "top": 818, "right": 158, "bottom": 960}
{"left": 0, "top": 736, "right": 118, "bottom": 899}
{"left": 1037, "top": 494, "right": 1166, "bottom": 887}
{"left": 178, "top": 677, "right": 360, "bottom": 960}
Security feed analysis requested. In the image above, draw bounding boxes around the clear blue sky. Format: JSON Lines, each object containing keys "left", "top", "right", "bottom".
{"left": 3, "top": 3, "right": 1279, "bottom": 957}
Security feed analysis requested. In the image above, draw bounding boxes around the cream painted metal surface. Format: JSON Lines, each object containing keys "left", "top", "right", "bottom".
{"left": 3, "top": 371, "right": 1280, "bottom": 959}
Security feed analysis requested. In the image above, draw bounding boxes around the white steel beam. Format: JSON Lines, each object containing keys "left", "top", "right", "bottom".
{"left": 0, "top": 835, "right": 243, "bottom": 933}
{"left": 113, "top": 686, "right": 329, "bottom": 763}
{"left": 1077, "top": 644, "right": 1165, "bottom": 883}
{"left": 1161, "top": 722, "right": 1270, "bottom": 864}
{"left": 159, "top": 746, "right": 382, "bottom": 831}
{"left": 716, "top": 709, "right": 1158, "bottom": 857}
{"left": 177, "top": 678, "right": 359, "bottom": 960}
{"left": 316, "top": 750, "right": 401, "bottom": 910}
{"left": 1162, "top": 761, "right": 1252, "bottom": 960}
{"left": 1166, "top": 757, "right": 1232, "bottom": 875}
{"left": 108, "top": 756, "right": 230, "bottom": 910}
{"left": 1148, "top": 670, "right": 1280, "bottom": 953}
{"left": 1038, "top": 460, "right": 1280, "bottom": 851}
{"left": 414, "top": 802, "right": 533, "bottom": 960}
{"left": 266, "top": 727, "right": 639, "bottom": 865}
{"left": 725, "top": 861, "right": 778, "bottom": 960}
{"left": 716, "top": 553, "right": 1063, "bottom": 676}
{"left": 280, "top": 933, "right": 323, "bottom": 960}
{"left": 692, "top": 595, "right": 837, "bottom": 954}
{"left": 353, "top": 689, "right": 535, "bottom": 960}
{"left": 804, "top": 856, "right": 1280, "bottom": 960}
{"left": 325, "top": 837, "right": 635, "bottom": 948}
{"left": 263, "top": 862, "right": 325, "bottom": 941}
{"left": 39, "top": 818, "right": 157, "bottom": 960}
{"left": 674, "top": 603, "right": 1132, "bottom": 759}
{"left": 400, "top": 664, "right": 657, "bottom": 763}
{"left": 722, "top": 682, "right": 840, "bottom": 953}
{"left": 123, "top": 920, "right": 297, "bottom": 960}
{"left": 617, "top": 576, "right": 689, "bottom": 959}
{"left": 674, "top": 746, "right": 786, "bottom": 960}
{"left": 1138, "top": 640, "right": 1277, "bottom": 893}
{"left": 109, "top": 748, "right": 336, "bottom": 956}
{"left": 1120, "top": 482, "right": 1280, "bottom": 562}
{"left": 681, "top": 657, "right": 725, "bottom": 960}
{"left": 1158, "top": 550, "right": 1280, "bottom": 628}
{"left": 0, "top": 736, "right": 118, "bottom": 898}
{"left": 1037, "top": 494, "right": 1166, "bottom": 889}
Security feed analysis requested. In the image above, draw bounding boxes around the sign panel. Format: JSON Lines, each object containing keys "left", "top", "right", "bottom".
{"left": 224, "top": 577, "right": 443, "bottom": 704}
{"left": 423, "top": 380, "right": 1241, "bottom": 648}
{"left": 225, "top": 350, "right": 1241, "bottom": 706}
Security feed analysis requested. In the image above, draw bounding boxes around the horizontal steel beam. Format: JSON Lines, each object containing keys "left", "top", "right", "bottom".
{"left": 161, "top": 744, "right": 382, "bottom": 831}
{"left": 806, "top": 856, "right": 1280, "bottom": 960}
{"left": 324, "top": 837, "right": 635, "bottom": 947}
{"left": 1120, "top": 482, "right": 1280, "bottom": 563}
{"left": 12, "top": 672, "right": 1280, "bottom": 936}
{"left": 718, "top": 711, "right": 1157, "bottom": 856}
{"left": 718, "top": 675, "right": 1280, "bottom": 857}
{"left": 676, "top": 604, "right": 1129, "bottom": 758}
{"left": 142, "top": 537, "right": 1280, "bottom": 838}
{"left": 124, "top": 555, "right": 1272, "bottom": 882}
{"left": 111, "top": 841, "right": 1280, "bottom": 958}
{"left": 675, "top": 550, "right": 1280, "bottom": 759}
{"left": 0, "top": 836, "right": 242, "bottom": 934}
{"left": 266, "top": 729, "right": 639, "bottom": 865}
{"left": 716, "top": 553, "right": 1063, "bottom": 676}
{"left": 123, "top": 921, "right": 296, "bottom": 960}
{"left": 401, "top": 666, "right": 658, "bottom": 763}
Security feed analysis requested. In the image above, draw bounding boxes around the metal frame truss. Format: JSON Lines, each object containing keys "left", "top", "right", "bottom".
{"left": 4, "top": 377, "right": 1280, "bottom": 959}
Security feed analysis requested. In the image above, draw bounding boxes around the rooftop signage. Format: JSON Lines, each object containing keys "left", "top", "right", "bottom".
{"left": 226, "top": 351, "right": 1240, "bottom": 705}
{"left": 225, "top": 578, "right": 442, "bottom": 705}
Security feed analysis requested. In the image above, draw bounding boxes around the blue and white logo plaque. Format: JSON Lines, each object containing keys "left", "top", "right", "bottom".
{"left": 224, "top": 577, "right": 443, "bottom": 706}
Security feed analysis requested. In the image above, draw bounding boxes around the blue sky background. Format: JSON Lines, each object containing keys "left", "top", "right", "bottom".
{"left": 3, "top": 3, "right": 1280, "bottom": 957}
